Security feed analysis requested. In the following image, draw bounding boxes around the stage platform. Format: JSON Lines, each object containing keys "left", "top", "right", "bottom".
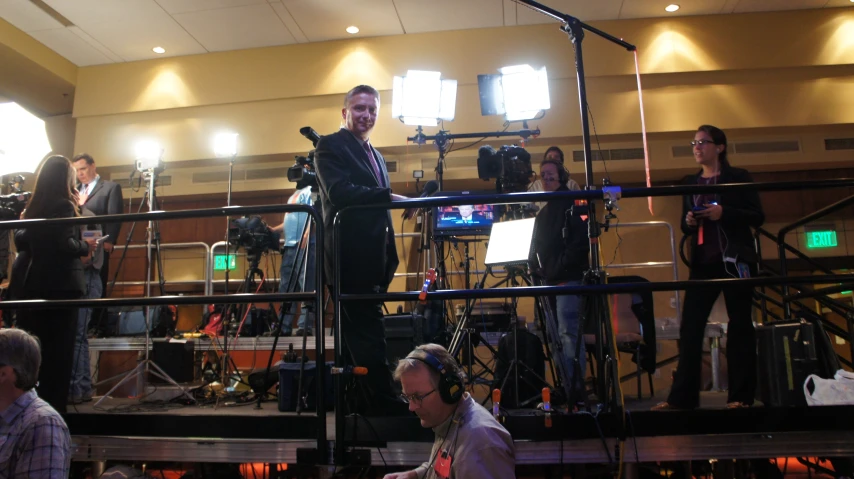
{"left": 66, "top": 391, "right": 854, "bottom": 466}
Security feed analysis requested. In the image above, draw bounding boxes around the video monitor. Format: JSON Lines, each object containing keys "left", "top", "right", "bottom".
{"left": 433, "top": 191, "right": 495, "bottom": 237}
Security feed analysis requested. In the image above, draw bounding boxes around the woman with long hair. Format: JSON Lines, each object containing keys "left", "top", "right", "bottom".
{"left": 654, "top": 125, "right": 764, "bottom": 410}
{"left": 9, "top": 155, "right": 95, "bottom": 413}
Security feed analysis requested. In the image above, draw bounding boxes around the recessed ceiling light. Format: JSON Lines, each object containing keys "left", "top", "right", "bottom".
{"left": 152, "top": 46, "right": 166, "bottom": 54}
{"left": 346, "top": 26, "right": 359, "bottom": 34}
{"left": 665, "top": 4, "right": 680, "bottom": 12}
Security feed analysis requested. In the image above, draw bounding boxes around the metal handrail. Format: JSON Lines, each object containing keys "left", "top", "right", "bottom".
{"left": 602, "top": 220, "right": 680, "bottom": 322}
{"left": 776, "top": 193, "right": 854, "bottom": 317}
{"left": 0, "top": 203, "right": 327, "bottom": 462}
{"left": 112, "top": 242, "right": 211, "bottom": 295}
{"left": 330, "top": 180, "right": 854, "bottom": 463}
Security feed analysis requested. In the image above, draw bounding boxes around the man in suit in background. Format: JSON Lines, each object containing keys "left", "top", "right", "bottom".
{"left": 315, "top": 84, "right": 408, "bottom": 415}
{"left": 72, "top": 153, "right": 123, "bottom": 296}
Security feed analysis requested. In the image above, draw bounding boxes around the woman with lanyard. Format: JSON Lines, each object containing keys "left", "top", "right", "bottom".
{"left": 654, "top": 125, "right": 764, "bottom": 410}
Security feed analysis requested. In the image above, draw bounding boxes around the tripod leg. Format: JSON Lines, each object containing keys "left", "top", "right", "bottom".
{"left": 107, "top": 189, "right": 149, "bottom": 297}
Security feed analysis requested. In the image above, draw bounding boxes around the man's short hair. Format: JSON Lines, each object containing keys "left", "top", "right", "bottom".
{"left": 72, "top": 153, "right": 95, "bottom": 165}
{"left": 544, "top": 146, "right": 565, "bottom": 164}
{"left": 344, "top": 85, "right": 380, "bottom": 108}
{"left": 0, "top": 329, "right": 41, "bottom": 390}
{"left": 394, "top": 343, "right": 465, "bottom": 387}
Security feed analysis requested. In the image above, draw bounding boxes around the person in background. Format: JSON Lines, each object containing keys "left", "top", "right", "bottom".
{"left": 530, "top": 157, "right": 590, "bottom": 400}
{"left": 653, "top": 125, "right": 764, "bottom": 410}
{"left": 9, "top": 155, "right": 95, "bottom": 413}
{"left": 384, "top": 344, "right": 515, "bottom": 479}
{"left": 68, "top": 208, "right": 105, "bottom": 405}
{"left": 0, "top": 328, "right": 72, "bottom": 478}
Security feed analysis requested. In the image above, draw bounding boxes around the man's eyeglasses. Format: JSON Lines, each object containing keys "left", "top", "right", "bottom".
{"left": 691, "top": 139, "right": 716, "bottom": 147}
{"left": 400, "top": 388, "right": 436, "bottom": 407}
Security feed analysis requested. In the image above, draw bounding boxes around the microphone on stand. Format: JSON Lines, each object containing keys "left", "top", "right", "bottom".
{"left": 402, "top": 180, "right": 440, "bottom": 220}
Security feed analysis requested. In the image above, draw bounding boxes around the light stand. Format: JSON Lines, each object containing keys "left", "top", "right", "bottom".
{"left": 95, "top": 166, "right": 193, "bottom": 407}
{"left": 408, "top": 127, "right": 540, "bottom": 192}
{"left": 221, "top": 151, "right": 237, "bottom": 388}
{"left": 517, "top": 0, "right": 635, "bottom": 411}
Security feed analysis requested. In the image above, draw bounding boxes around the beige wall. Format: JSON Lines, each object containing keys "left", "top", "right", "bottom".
{"left": 71, "top": 8, "right": 854, "bottom": 176}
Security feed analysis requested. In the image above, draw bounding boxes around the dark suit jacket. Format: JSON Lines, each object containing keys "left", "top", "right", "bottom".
{"left": 80, "top": 178, "right": 123, "bottom": 241}
{"left": 9, "top": 202, "right": 89, "bottom": 300}
{"left": 315, "top": 128, "right": 399, "bottom": 292}
{"left": 681, "top": 165, "right": 765, "bottom": 264}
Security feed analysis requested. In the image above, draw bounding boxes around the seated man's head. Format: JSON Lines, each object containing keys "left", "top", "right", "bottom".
{"left": 0, "top": 329, "right": 41, "bottom": 396}
{"left": 394, "top": 344, "right": 465, "bottom": 428}
{"left": 458, "top": 205, "right": 474, "bottom": 219}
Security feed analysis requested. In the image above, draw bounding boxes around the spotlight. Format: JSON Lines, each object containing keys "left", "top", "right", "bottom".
{"left": 152, "top": 46, "right": 166, "bottom": 54}
{"left": 213, "top": 132, "right": 239, "bottom": 158}
{"left": 391, "top": 70, "right": 457, "bottom": 126}
{"left": 477, "top": 64, "right": 550, "bottom": 122}
{"left": 665, "top": 4, "right": 680, "bottom": 12}
{"left": 346, "top": 26, "right": 359, "bottom": 34}
{"left": 135, "top": 140, "right": 163, "bottom": 172}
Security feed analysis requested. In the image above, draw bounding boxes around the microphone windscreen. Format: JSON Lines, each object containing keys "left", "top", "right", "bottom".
{"left": 422, "top": 180, "right": 440, "bottom": 196}
{"left": 478, "top": 144, "right": 497, "bottom": 160}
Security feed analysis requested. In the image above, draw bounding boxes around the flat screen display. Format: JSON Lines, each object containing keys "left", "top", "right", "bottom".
{"left": 433, "top": 191, "right": 495, "bottom": 237}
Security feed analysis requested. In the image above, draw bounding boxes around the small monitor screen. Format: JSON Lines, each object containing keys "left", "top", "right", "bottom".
{"left": 433, "top": 191, "right": 495, "bottom": 237}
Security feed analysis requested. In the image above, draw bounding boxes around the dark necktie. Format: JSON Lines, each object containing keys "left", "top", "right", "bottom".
{"left": 362, "top": 141, "right": 384, "bottom": 187}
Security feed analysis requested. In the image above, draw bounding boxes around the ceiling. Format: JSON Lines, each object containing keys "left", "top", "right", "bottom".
{"left": 0, "top": 0, "right": 852, "bottom": 67}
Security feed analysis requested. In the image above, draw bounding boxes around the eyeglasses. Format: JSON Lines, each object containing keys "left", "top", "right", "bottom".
{"left": 691, "top": 139, "right": 716, "bottom": 147}
{"left": 400, "top": 388, "right": 436, "bottom": 407}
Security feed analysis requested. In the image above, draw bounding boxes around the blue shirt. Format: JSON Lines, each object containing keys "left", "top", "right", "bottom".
{"left": 0, "top": 389, "right": 70, "bottom": 479}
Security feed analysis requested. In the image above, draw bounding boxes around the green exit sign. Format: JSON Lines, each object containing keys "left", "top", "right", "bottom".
{"left": 214, "top": 254, "right": 237, "bottom": 271}
{"left": 806, "top": 230, "right": 837, "bottom": 249}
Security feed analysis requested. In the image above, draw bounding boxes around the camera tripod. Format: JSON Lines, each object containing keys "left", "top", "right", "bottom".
{"left": 96, "top": 169, "right": 193, "bottom": 407}
{"left": 255, "top": 187, "right": 318, "bottom": 410}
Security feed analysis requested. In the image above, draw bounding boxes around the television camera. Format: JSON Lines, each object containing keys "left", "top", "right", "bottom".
{"left": 477, "top": 144, "right": 534, "bottom": 194}
{"left": 287, "top": 126, "right": 320, "bottom": 190}
{"left": 0, "top": 175, "right": 30, "bottom": 220}
{"left": 228, "top": 216, "right": 280, "bottom": 263}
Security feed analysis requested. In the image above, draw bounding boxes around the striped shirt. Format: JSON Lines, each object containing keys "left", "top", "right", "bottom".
{"left": 0, "top": 389, "right": 71, "bottom": 479}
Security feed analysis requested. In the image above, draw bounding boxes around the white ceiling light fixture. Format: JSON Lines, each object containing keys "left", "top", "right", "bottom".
{"left": 346, "top": 26, "right": 359, "bottom": 34}
{"left": 0, "top": 102, "right": 52, "bottom": 176}
{"left": 152, "top": 46, "right": 166, "bottom": 54}
{"left": 477, "top": 64, "right": 550, "bottom": 122}
{"left": 392, "top": 70, "right": 457, "bottom": 127}
{"left": 665, "top": 4, "right": 680, "bottom": 12}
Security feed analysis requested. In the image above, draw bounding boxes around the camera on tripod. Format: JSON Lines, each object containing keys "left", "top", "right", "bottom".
{"left": 228, "top": 216, "right": 280, "bottom": 259}
{"left": 287, "top": 126, "right": 321, "bottom": 190}
{"left": 477, "top": 144, "right": 534, "bottom": 193}
{"left": 0, "top": 175, "right": 30, "bottom": 220}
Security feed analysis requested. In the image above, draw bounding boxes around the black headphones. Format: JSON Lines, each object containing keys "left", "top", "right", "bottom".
{"left": 406, "top": 349, "right": 464, "bottom": 404}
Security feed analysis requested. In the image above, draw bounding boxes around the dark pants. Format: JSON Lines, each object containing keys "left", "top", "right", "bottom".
{"left": 339, "top": 295, "right": 400, "bottom": 413}
{"left": 16, "top": 307, "right": 78, "bottom": 413}
{"left": 667, "top": 261, "right": 757, "bottom": 409}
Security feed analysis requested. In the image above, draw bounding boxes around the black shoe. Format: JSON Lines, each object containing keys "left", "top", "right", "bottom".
{"left": 293, "top": 328, "right": 313, "bottom": 337}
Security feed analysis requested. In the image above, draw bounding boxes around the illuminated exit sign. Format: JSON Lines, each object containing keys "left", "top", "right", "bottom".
{"left": 805, "top": 230, "right": 837, "bottom": 249}
{"left": 214, "top": 254, "right": 237, "bottom": 271}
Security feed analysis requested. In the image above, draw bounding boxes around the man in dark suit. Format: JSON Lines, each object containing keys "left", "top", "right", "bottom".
{"left": 72, "top": 153, "right": 123, "bottom": 296}
{"left": 315, "top": 85, "right": 407, "bottom": 414}
{"left": 449, "top": 204, "right": 487, "bottom": 224}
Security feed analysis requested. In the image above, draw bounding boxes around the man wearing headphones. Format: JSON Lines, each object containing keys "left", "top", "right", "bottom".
{"left": 384, "top": 344, "right": 515, "bottom": 479}
{"left": 530, "top": 157, "right": 590, "bottom": 401}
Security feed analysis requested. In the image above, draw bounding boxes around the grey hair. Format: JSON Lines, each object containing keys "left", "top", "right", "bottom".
{"left": 0, "top": 329, "right": 41, "bottom": 390}
{"left": 344, "top": 85, "right": 380, "bottom": 108}
{"left": 393, "top": 343, "right": 465, "bottom": 386}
